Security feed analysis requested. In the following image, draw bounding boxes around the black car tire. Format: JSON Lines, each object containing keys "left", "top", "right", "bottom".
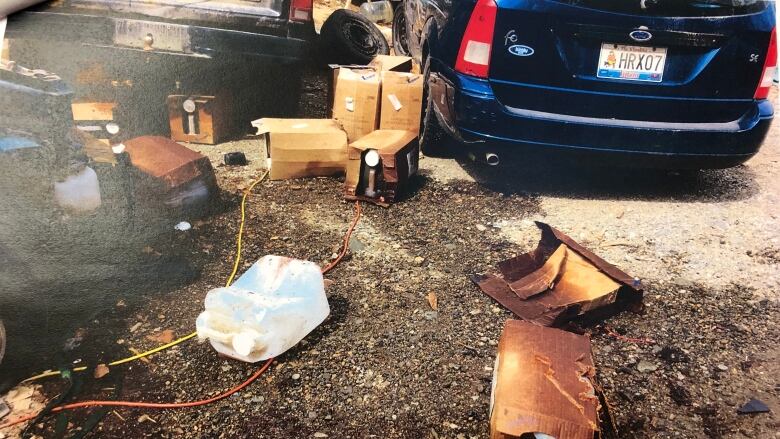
{"left": 320, "top": 9, "right": 390, "bottom": 65}
{"left": 419, "top": 57, "right": 452, "bottom": 157}
{"left": 392, "top": 2, "right": 410, "bottom": 56}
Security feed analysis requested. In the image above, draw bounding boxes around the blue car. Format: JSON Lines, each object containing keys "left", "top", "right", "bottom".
{"left": 393, "top": 0, "right": 776, "bottom": 168}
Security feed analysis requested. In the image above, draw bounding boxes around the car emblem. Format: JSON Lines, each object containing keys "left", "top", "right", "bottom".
{"left": 630, "top": 30, "right": 653, "bottom": 42}
{"left": 508, "top": 45, "right": 534, "bottom": 57}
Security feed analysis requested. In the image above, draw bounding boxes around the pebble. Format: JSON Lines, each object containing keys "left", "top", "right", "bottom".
{"left": 413, "top": 256, "right": 425, "bottom": 266}
{"left": 292, "top": 373, "right": 301, "bottom": 380}
{"left": 637, "top": 360, "right": 659, "bottom": 373}
{"left": 475, "top": 224, "right": 487, "bottom": 232}
{"left": 314, "top": 433, "right": 328, "bottom": 438}
{"left": 716, "top": 364, "right": 729, "bottom": 372}
{"left": 424, "top": 311, "right": 439, "bottom": 320}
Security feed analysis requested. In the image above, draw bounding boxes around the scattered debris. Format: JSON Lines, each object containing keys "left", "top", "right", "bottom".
{"left": 369, "top": 55, "right": 414, "bottom": 73}
{"left": 223, "top": 152, "right": 248, "bottom": 166}
{"left": 146, "top": 329, "right": 175, "bottom": 344}
{"left": 137, "top": 414, "right": 157, "bottom": 424}
{"left": 737, "top": 398, "right": 770, "bottom": 415}
{"left": 252, "top": 118, "right": 347, "bottom": 180}
{"left": 668, "top": 382, "right": 692, "bottom": 406}
{"left": 426, "top": 292, "right": 438, "bottom": 311}
{"left": 344, "top": 130, "right": 419, "bottom": 206}
{"left": 490, "top": 320, "right": 600, "bottom": 438}
{"left": 472, "top": 222, "right": 643, "bottom": 327}
{"left": 93, "top": 364, "right": 110, "bottom": 379}
{"left": 636, "top": 360, "right": 659, "bottom": 373}
{"left": 174, "top": 221, "right": 192, "bottom": 231}
{"left": 196, "top": 255, "right": 330, "bottom": 362}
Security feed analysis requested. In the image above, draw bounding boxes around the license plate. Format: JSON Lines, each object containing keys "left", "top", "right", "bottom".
{"left": 114, "top": 19, "right": 191, "bottom": 53}
{"left": 597, "top": 43, "right": 667, "bottom": 82}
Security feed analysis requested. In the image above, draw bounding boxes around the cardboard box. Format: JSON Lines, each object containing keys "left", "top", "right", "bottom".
{"left": 490, "top": 320, "right": 600, "bottom": 439}
{"left": 344, "top": 130, "right": 419, "bottom": 206}
{"left": 71, "top": 101, "right": 117, "bottom": 145}
{"left": 123, "top": 136, "right": 215, "bottom": 189}
{"left": 369, "top": 55, "right": 414, "bottom": 72}
{"left": 379, "top": 71, "right": 424, "bottom": 134}
{"left": 167, "top": 94, "right": 229, "bottom": 144}
{"left": 332, "top": 68, "right": 381, "bottom": 142}
{"left": 252, "top": 118, "right": 348, "bottom": 181}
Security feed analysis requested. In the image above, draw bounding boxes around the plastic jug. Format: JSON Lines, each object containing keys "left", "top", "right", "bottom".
{"left": 196, "top": 255, "right": 330, "bottom": 362}
{"left": 359, "top": 0, "right": 393, "bottom": 24}
{"left": 53, "top": 166, "right": 102, "bottom": 213}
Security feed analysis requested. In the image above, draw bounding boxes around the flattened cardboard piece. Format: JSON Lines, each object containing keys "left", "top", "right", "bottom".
{"left": 491, "top": 320, "right": 600, "bottom": 439}
{"left": 344, "top": 130, "right": 419, "bottom": 206}
{"left": 369, "top": 55, "right": 414, "bottom": 72}
{"left": 332, "top": 68, "right": 381, "bottom": 142}
{"left": 379, "top": 71, "right": 423, "bottom": 134}
{"left": 474, "top": 222, "right": 642, "bottom": 327}
{"left": 124, "top": 136, "right": 214, "bottom": 188}
{"left": 252, "top": 118, "right": 348, "bottom": 180}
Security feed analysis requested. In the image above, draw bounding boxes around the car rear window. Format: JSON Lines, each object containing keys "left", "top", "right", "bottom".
{"left": 552, "top": 0, "right": 768, "bottom": 16}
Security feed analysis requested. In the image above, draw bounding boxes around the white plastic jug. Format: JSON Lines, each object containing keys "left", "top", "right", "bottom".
{"left": 196, "top": 255, "right": 330, "bottom": 362}
{"left": 359, "top": 0, "right": 393, "bottom": 24}
{"left": 54, "top": 166, "right": 102, "bottom": 213}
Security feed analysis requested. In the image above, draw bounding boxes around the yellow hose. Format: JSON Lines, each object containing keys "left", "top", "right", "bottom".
{"left": 23, "top": 171, "right": 268, "bottom": 383}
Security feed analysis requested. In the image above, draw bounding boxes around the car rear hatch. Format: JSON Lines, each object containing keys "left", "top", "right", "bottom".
{"left": 487, "top": 0, "right": 775, "bottom": 123}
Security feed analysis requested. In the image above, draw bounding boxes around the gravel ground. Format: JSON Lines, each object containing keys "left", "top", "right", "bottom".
{"left": 3, "top": 71, "right": 779, "bottom": 438}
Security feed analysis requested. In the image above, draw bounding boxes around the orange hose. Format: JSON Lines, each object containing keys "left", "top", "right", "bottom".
{"left": 0, "top": 358, "right": 273, "bottom": 429}
{"left": 321, "top": 201, "right": 362, "bottom": 275}
{"left": 2, "top": 201, "right": 364, "bottom": 432}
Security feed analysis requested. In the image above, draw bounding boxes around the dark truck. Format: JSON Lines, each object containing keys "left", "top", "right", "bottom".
{"left": 5, "top": 0, "right": 316, "bottom": 63}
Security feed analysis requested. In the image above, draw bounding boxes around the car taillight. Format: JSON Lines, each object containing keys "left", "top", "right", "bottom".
{"left": 754, "top": 27, "right": 777, "bottom": 100}
{"left": 455, "top": 0, "right": 498, "bottom": 78}
{"left": 290, "top": 0, "right": 313, "bottom": 22}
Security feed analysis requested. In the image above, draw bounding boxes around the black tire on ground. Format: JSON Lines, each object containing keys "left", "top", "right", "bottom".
{"left": 320, "top": 9, "right": 390, "bottom": 65}
{"left": 392, "top": 2, "right": 410, "bottom": 57}
{"left": 419, "top": 57, "right": 452, "bottom": 157}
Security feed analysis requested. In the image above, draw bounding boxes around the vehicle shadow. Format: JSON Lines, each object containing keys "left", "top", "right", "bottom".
{"left": 451, "top": 150, "right": 760, "bottom": 203}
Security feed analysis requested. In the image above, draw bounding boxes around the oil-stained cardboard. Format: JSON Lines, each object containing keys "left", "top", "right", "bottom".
{"left": 344, "top": 130, "right": 419, "bottom": 206}
{"left": 369, "top": 55, "right": 414, "bottom": 72}
{"left": 332, "top": 68, "right": 381, "bottom": 142}
{"left": 123, "top": 136, "right": 215, "bottom": 189}
{"left": 473, "top": 222, "right": 643, "bottom": 327}
{"left": 379, "top": 71, "right": 424, "bottom": 134}
{"left": 252, "top": 118, "right": 348, "bottom": 181}
{"left": 490, "top": 320, "right": 600, "bottom": 439}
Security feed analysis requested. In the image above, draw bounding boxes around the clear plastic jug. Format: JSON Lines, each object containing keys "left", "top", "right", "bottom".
{"left": 359, "top": 0, "right": 393, "bottom": 24}
{"left": 196, "top": 255, "right": 330, "bottom": 362}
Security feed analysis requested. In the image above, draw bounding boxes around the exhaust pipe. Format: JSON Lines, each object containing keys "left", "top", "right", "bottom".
{"left": 469, "top": 151, "right": 501, "bottom": 166}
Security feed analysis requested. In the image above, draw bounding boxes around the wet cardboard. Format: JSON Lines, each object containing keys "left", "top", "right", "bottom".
{"left": 369, "top": 55, "right": 414, "bottom": 72}
{"left": 167, "top": 94, "right": 229, "bottom": 145}
{"left": 491, "top": 320, "right": 600, "bottom": 439}
{"left": 332, "top": 68, "right": 381, "bottom": 142}
{"left": 473, "top": 222, "right": 643, "bottom": 327}
{"left": 344, "top": 130, "right": 419, "bottom": 206}
{"left": 379, "top": 71, "right": 424, "bottom": 134}
{"left": 252, "top": 118, "right": 348, "bottom": 181}
{"left": 123, "top": 136, "right": 215, "bottom": 189}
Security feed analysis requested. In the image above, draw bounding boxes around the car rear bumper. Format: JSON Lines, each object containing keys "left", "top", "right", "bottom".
{"left": 430, "top": 66, "right": 774, "bottom": 169}
{"left": 6, "top": 11, "right": 312, "bottom": 63}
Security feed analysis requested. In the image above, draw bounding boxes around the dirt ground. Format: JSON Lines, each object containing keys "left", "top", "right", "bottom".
{"left": 2, "top": 15, "right": 780, "bottom": 435}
